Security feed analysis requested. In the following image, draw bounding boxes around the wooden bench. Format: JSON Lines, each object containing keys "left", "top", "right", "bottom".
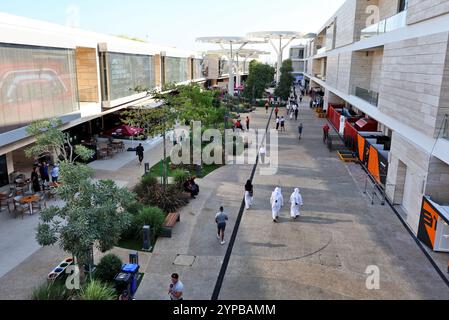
{"left": 160, "top": 212, "right": 180, "bottom": 238}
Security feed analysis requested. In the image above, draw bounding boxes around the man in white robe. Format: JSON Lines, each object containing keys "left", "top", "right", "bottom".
{"left": 270, "top": 187, "right": 283, "bottom": 223}
{"left": 290, "top": 188, "right": 303, "bottom": 219}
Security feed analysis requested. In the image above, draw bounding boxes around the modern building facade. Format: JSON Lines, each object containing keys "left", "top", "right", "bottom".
{"left": 289, "top": 45, "right": 306, "bottom": 83}
{"left": 304, "top": 0, "right": 449, "bottom": 243}
{"left": 0, "top": 12, "right": 229, "bottom": 188}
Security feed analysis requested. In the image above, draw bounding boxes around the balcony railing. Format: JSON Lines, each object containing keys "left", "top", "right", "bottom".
{"left": 361, "top": 10, "right": 407, "bottom": 40}
{"left": 354, "top": 86, "right": 379, "bottom": 106}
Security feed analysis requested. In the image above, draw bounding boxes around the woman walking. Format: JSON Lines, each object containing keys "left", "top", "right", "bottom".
{"left": 245, "top": 180, "right": 254, "bottom": 210}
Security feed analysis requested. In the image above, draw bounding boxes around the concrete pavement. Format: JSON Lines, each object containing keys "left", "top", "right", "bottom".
{"left": 137, "top": 98, "right": 449, "bottom": 300}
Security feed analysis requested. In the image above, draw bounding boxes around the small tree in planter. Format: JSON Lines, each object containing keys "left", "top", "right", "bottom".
{"left": 36, "top": 176, "right": 134, "bottom": 283}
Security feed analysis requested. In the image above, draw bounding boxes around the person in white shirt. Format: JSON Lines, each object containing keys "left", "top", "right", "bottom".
{"left": 169, "top": 273, "right": 184, "bottom": 300}
{"left": 270, "top": 187, "right": 284, "bottom": 223}
{"left": 290, "top": 188, "right": 303, "bottom": 219}
{"left": 259, "top": 146, "right": 267, "bottom": 164}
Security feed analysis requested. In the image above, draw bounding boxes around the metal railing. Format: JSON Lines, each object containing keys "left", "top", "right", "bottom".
{"left": 354, "top": 86, "right": 379, "bottom": 106}
{"left": 361, "top": 10, "right": 407, "bottom": 40}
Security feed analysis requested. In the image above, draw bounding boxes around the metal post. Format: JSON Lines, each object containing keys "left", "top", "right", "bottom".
{"left": 229, "top": 42, "right": 235, "bottom": 96}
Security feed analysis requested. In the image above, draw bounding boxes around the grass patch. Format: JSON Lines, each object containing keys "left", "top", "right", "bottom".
{"left": 149, "top": 157, "right": 223, "bottom": 178}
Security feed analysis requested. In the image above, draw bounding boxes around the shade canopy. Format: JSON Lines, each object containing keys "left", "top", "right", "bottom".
{"left": 246, "top": 31, "right": 304, "bottom": 40}
{"left": 104, "top": 125, "right": 144, "bottom": 137}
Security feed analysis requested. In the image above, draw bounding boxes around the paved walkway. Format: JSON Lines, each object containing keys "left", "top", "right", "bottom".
{"left": 1, "top": 96, "right": 449, "bottom": 300}
{"left": 136, "top": 97, "right": 449, "bottom": 300}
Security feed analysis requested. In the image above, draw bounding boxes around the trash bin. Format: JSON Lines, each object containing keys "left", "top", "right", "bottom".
{"left": 121, "top": 264, "right": 140, "bottom": 296}
{"left": 114, "top": 272, "right": 132, "bottom": 295}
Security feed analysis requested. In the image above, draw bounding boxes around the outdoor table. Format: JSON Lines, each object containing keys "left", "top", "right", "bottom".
{"left": 19, "top": 195, "right": 40, "bottom": 215}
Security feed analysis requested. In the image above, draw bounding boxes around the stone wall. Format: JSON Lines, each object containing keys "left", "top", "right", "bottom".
{"left": 387, "top": 132, "right": 430, "bottom": 233}
{"left": 407, "top": 0, "right": 449, "bottom": 25}
{"left": 335, "top": 0, "right": 358, "bottom": 48}
{"left": 378, "top": 32, "right": 449, "bottom": 138}
{"left": 379, "top": 0, "right": 400, "bottom": 20}
{"left": 337, "top": 52, "right": 353, "bottom": 94}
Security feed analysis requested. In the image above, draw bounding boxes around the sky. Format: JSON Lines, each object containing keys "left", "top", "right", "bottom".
{"left": 0, "top": 0, "right": 346, "bottom": 63}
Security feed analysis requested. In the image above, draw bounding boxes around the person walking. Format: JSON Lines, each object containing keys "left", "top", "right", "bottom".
{"left": 280, "top": 116, "right": 286, "bottom": 132}
{"left": 286, "top": 103, "right": 291, "bottom": 116}
{"left": 215, "top": 206, "right": 229, "bottom": 245}
{"left": 276, "top": 117, "right": 280, "bottom": 131}
{"left": 136, "top": 143, "right": 145, "bottom": 166}
{"left": 259, "top": 145, "right": 266, "bottom": 164}
{"left": 244, "top": 180, "right": 254, "bottom": 210}
{"left": 290, "top": 188, "right": 303, "bottom": 220}
{"left": 246, "top": 116, "right": 250, "bottom": 131}
{"left": 274, "top": 106, "right": 279, "bottom": 118}
{"left": 323, "top": 124, "right": 330, "bottom": 144}
{"left": 168, "top": 273, "right": 184, "bottom": 301}
{"left": 265, "top": 102, "right": 269, "bottom": 114}
{"left": 298, "top": 123, "right": 304, "bottom": 140}
{"left": 294, "top": 104, "right": 299, "bottom": 121}
{"left": 270, "top": 187, "right": 283, "bottom": 223}
{"left": 51, "top": 163, "right": 59, "bottom": 183}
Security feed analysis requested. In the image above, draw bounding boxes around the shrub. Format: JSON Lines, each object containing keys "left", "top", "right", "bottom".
{"left": 31, "top": 281, "right": 69, "bottom": 300}
{"left": 95, "top": 254, "right": 123, "bottom": 283}
{"left": 80, "top": 280, "right": 116, "bottom": 300}
{"left": 134, "top": 206, "right": 166, "bottom": 242}
{"left": 172, "top": 170, "right": 189, "bottom": 190}
{"left": 149, "top": 185, "right": 190, "bottom": 213}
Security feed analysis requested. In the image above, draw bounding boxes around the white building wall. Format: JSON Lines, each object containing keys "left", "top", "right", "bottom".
{"left": 407, "top": 0, "right": 449, "bottom": 25}
{"left": 378, "top": 32, "right": 449, "bottom": 138}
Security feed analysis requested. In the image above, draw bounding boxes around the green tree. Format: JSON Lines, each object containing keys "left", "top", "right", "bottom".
{"left": 26, "top": 119, "right": 135, "bottom": 284}
{"left": 36, "top": 176, "right": 134, "bottom": 282}
{"left": 25, "top": 118, "right": 93, "bottom": 163}
{"left": 275, "top": 59, "right": 294, "bottom": 101}
{"left": 243, "top": 60, "right": 275, "bottom": 101}
{"left": 122, "top": 83, "right": 226, "bottom": 188}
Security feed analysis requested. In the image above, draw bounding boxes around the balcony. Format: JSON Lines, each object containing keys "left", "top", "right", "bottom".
{"left": 361, "top": 10, "right": 407, "bottom": 40}
{"left": 354, "top": 86, "right": 379, "bottom": 106}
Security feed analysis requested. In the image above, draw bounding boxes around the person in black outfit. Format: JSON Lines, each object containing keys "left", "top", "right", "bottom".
{"left": 136, "top": 143, "right": 145, "bottom": 166}
{"left": 244, "top": 180, "right": 254, "bottom": 210}
{"left": 184, "top": 177, "right": 199, "bottom": 199}
{"left": 31, "top": 167, "right": 41, "bottom": 193}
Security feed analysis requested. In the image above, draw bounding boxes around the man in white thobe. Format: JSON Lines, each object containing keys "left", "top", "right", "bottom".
{"left": 290, "top": 188, "right": 303, "bottom": 219}
{"left": 270, "top": 187, "right": 283, "bottom": 223}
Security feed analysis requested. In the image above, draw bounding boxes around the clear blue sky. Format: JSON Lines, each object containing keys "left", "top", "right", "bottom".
{"left": 1, "top": 0, "right": 345, "bottom": 61}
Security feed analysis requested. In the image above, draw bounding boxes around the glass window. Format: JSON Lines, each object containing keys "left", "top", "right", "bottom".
{"left": 165, "top": 57, "right": 189, "bottom": 84}
{"left": 0, "top": 44, "right": 79, "bottom": 134}
{"left": 107, "top": 53, "right": 155, "bottom": 101}
{"left": 398, "top": 0, "right": 408, "bottom": 12}
{"left": 193, "top": 58, "right": 205, "bottom": 80}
